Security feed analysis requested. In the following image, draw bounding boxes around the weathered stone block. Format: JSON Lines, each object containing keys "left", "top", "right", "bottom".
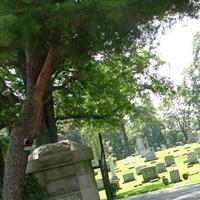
{"left": 145, "top": 151, "right": 157, "bottom": 162}
{"left": 96, "top": 179, "right": 104, "bottom": 191}
{"left": 170, "top": 169, "right": 181, "bottom": 183}
{"left": 27, "top": 140, "right": 100, "bottom": 200}
{"left": 136, "top": 165, "right": 147, "bottom": 175}
{"left": 123, "top": 173, "right": 135, "bottom": 183}
{"left": 187, "top": 152, "right": 199, "bottom": 164}
{"left": 141, "top": 166, "right": 159, "bottom": 183}
{"left": 194, "top": 147, "right": 200, "bottom": 158}
{"left": 156, "top": 163, "right": 167, "bottom": 173}
{"left": 46, "top": 178, "right": 78, "bottom": 196}
{"left": 164, "top": 155, "right": 175, "bottom": 167}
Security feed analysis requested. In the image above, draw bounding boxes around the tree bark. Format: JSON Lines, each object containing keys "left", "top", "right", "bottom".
{"left": 3, "top": 47, "right": 55, "bottom": 200}
{"left": 121, "top": 122, "right": 130, "bottom": 157}
{"left": 0, "top": 140, "right": 4, "bottom": 191}
{"left": 2, "top": 126, "right": 29, "bottom": 200}
{"left": 36, "top": 89, "right": 58, "bottom": 146}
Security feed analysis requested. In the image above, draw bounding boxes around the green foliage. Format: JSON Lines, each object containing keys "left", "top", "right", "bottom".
{"left": 0, "top": 0, "right": 199, "bottom": 130}
{"left": 110, "top": 181, "right": 120, "bottom": 197}
{"left": 0, "top": 173, "right": 49, "bottom": 200}
{"left": 23, "top": 174, "right": 48, "bottom": 200}
{"left": 182, "top": 172, "right": 189, "bottom": 180}
{"left": 162, "top": 176, "right": 169, "bottom": 186}
{"left": 127, "top": 97, "right": 166, "bottom": 149}
{"left": 0, "top": 128, "right": 9, "bottom": 155}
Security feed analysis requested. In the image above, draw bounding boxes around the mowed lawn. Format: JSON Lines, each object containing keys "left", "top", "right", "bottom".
{"left": 96, "top": 143, "right": 200, "bottom": 199}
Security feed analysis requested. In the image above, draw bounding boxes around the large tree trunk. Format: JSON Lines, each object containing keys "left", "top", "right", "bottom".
{"left": 2, "top": 125, "right": 30, "bottom": 200}
{"left": 0, "top": 140, "right": 4, "bottom": 191}
{"left": 3, "top": 47, "right": 55, "bottom": 200}
{"left": 36, "top": 89, "right": 58, "bottom": 146}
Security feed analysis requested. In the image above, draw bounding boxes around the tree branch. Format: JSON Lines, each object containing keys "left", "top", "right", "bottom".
{"left": 53, "top": 73, "right": 85, "bottom": 90}
{"left": 56, "top": 107, "right": 119, "bottom": 121}
{"left": 34, "top": 46, "right": 56, "bottom": 100}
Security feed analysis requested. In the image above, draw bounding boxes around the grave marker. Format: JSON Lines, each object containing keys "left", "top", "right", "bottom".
{"left": 187, "top": 152, "right": 199, "bottom": 164}
{"left": 194, "top": 147, "right": 200, "bottom": 158}
{"left": 136, "top": 165, "right": 147, "bottom": 175}
{"left": 156, "top": 163, "right": 167, "bottom": 173}
{"left": 145, "top": 151, "right": 157, "bottom": 162}
{"left": 141, "top": 166, "right": 159, "bottom": 183}
{"left": 170, "top": 169, "right": 181, "bottom": 183}
{"left": 123, "top": 173, "right": 135, "bottom": 183}
{"left": 164, "top": 155, "right": 175, "bottom": 167}
{"left": 96, "top": 179, "right": 104, "bottom": 191}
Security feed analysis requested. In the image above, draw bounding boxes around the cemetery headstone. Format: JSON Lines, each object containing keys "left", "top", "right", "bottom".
{"left": 156, "top": 163, "right": 167, "bottom": 173}
{"left": 136, "top": 133, "right": 151, "bottom": 157}
{"left": 197, "top": 130, "right": 200, "bottom": 143}
{"left": 96, "top": 179, "right": 104, "bottom": 191}
{"left": 141, "top": 166, "right": 159, "bottom": 183}
{"left": 194, "top": 147, "right": 200, "bottom": 158}
{"left": 187, "top": 152, "right": 199, "bottom": 164}
{"left": 27, "top": 140, "right": 100, "bottom": 200}
{"left": 108, "top": 156, "right": 118, "bottom": 180}
{"left": 145, "top": 151, "right": 157, "bottom": 162}
{"left": 164, "top": 155, "right": 175, "bottom": 167}
{"left": 123, "top": 173, "right": 135, "bottom": 183}
{"left": 136, "top": 165, "right": 147, "bottom": 175}
{"left": 170, "top": 169, "right": 181, "bottom": 183}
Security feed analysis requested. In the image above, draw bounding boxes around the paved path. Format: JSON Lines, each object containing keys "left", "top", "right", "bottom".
{"left": 120, "top": 182, "right": 200, "bottom": 200}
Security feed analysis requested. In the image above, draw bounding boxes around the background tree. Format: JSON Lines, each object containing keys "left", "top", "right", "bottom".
{"left": 126, "top": 96, "right": 166, "bottom": 150}
{"left": 182, "top": 31, "right": 200, "bottom": 130}
{"left": 162, "top": 94, "right": 193, "bottom": 143}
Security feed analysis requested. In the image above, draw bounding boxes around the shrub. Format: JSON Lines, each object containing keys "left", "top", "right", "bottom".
{"left": 110, "top": 181, "right": 120, "bottom": 197}
{"left": 182, "top": 173, "right": 189, "bottom": 180}
{"left": 23, "top": 174, "right": 48, "bottom": 200}
{"left": 162, "top": 176, "right": 169, "bottom": 186}
{"left": 0, "top": 174, "right": 47, "bottom": 200}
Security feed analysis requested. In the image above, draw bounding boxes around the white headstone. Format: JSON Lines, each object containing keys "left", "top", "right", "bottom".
{"left": 187, "top": 152, "right": 198, "bottom": 164}
{"left": 156, "top": 163, "right": 167, "bottom": 173}
{"left": 136, "top": 133, "right": 151, "bottom": 157}
{"left": 108, "top": 156, "right": 117, "bottom": 179}
{"left": 164, "top": 155, "right": 175, "bottom": 167}
{"left": 96, "top": 179, "right": 104, "bottom": 191}
{"left": 145, "top": 151, "right": 157, "bottom": 162}
{"left": 170, "top": 169, "right": 181, "bottom": 183}
{"left": 194, "top": 147, "right": 200, "bottom": 158}
{"left": 123, "top": 173, "right": 135, "bottom": 183}
{"left": 141, "top": 166, "right": 159, "bottom": 183}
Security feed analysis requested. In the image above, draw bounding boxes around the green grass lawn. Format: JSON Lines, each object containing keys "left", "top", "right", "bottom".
{"left": 96, "top": 143, "right": 200, "bottom": 200}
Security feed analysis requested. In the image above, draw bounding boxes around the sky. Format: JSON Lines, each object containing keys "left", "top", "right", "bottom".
{"left": 155, "top": 18, "right": 200, "bottom": 86}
